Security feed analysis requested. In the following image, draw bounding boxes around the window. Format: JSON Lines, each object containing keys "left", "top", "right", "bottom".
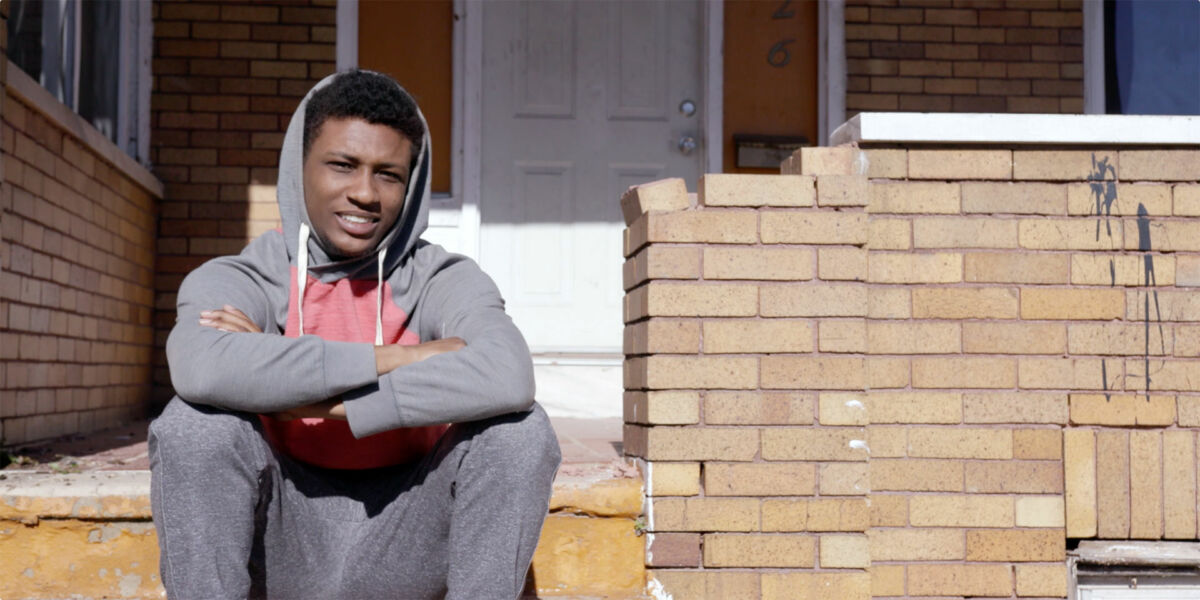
{"left": 1078, "top": 574, "right": 1200, "bottom": 599}
{"left": 1073, "top": 541, "right": 1200, "bottom": 599}
{"left": 1103, "top": 0, "right": 1200, "bottom": 115}
{"left": 7, "top": 0, "right": 151, "bottom": 163}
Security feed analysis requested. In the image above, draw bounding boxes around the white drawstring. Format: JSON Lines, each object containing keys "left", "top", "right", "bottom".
{"left": 296, "top": 221, "right": 385, "bottom": 344}
{"left": 297, "top": 223, "right": 310, "bottom": 336}
{"left": 375, "top": 246, "right": 386, "bottom": 345}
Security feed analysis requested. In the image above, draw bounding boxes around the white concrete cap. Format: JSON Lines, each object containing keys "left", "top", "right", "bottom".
{"left": 832, "top": 112, "right": 1200, "bottom": 146}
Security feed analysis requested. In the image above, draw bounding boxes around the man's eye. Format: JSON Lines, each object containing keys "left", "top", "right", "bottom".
{"left": 329, "top": 161, "right": 352, "bottom": 171}
{"left": 379, "top": 171, "right": 404, "bottom": 184}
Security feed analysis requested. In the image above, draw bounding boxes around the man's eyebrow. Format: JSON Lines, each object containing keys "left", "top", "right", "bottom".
{"left": 327, "top": 151, "right": 406, "bottom": 171}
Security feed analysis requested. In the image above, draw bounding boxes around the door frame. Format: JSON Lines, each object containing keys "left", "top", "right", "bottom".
{"left": 338, "top": 0, "right": 725, "bottom": 262}
{"left": 820, "top": 0, "right": 847, "bottom": 145}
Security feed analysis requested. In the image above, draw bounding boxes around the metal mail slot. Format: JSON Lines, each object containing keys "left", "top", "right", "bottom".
{"left": 734, "top": 134, "right": 809, "bottom": 169}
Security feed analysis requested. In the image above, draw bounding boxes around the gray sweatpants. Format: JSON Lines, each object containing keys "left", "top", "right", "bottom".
{"left": 148, "top": 398, "right": 561, "bottom": 599}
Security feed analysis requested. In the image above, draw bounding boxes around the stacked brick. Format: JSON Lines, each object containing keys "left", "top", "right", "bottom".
{"left": 624, "top": 145, "right": 1200, "bottom": 598}
{"left": 860, "top": 148, "right": 1071, "bottom": 598}
{"left": 622, "top": 159, "right": 873, "bottom": 598}
{"left": 0, "top": 94, "right": 158, "bottom": 445}
{"left": 149, "top": 0, "right": 336, "bottom": 404}
{"left": 845, "top": 0, "right": 1083, "bottom": 115}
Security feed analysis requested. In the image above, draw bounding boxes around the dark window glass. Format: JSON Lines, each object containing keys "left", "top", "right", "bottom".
{"left": 1106, "top": 0, "right": 1200, "bottom": 115}
{"left": 79, "top": 0, "right": 121, "bottom": 143}
{"left": 8, "top": 0, "right": 44, "bottom": 82}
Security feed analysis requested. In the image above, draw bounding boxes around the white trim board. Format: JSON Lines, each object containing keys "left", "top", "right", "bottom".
{"left": 457, "top": 0, "right": 483, "bottom": 261}
{"left": 1082, "top": 0, "right": 1105, "bottom": 114}
{"left": 832, "top": 112, "right": 1200, "bottom": 146}
{"left": 335, "top": 0, "right": 357, "bottom": 72}
{"left": 819, "top": 0, "right": 846, "bottom": 146}
{"left": 703, "top": 0, "right": 723, "bottom": 174}
{"left": 6, "top": 60, "right": 163, "bottom": 198}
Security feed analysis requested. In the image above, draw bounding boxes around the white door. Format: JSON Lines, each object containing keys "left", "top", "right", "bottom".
{"left": 479, "top": 1, "right": 704, "bottom": 416}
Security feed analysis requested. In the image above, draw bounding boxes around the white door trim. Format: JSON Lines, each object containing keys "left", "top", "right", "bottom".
{"left": 337, "top": 0, "right": 481, "bottom": 258}
{"left": 343, "top": 1, "right": 722, "bottom": 257}
{"left": 1083, "top": 0, "right": 1105, "bottom": 114}
{"left": 457, "top": 0, "right": 483, "bottom": 260}
{"left": 335, "top": 0, "right": 357, "bottom": 71}
{"left": 820, "top": 0, "right": 847, "bottom": 145}
{"left": 703, "top": 0, "right": 723, "bottom": 174}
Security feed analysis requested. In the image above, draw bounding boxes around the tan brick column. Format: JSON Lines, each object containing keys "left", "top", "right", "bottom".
{"left": 624, "top": 148, "right": 872, "bottom": 598}
{"left": 624, "top": 145, "right": 1200, "bottom": 598}
{"left": 862, "top": 149, "right": 1070, "bottom": 598}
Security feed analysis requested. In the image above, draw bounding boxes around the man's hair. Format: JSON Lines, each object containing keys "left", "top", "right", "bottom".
{"left": 303, "top": 70, "right": 425, "bottom": 161}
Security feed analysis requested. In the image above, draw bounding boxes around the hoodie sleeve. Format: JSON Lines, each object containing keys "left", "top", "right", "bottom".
{"left": 166, "top": 241, "right": 379, "bottom": 413}
{"left": 342, "top": 258, "right": 535, "bottom": 437}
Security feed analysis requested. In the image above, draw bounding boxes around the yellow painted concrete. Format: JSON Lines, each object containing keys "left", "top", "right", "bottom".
{"left": 531, "top": 514, "right": 646, "bottom": 598}
{"left": 0, "top": 494, "right": 152, "bottom": 522}
{"left": 550, "top": 476, "right": 643, "bottom": 518}
{"left": 0, "top": 518, "right": 162, "bottom": 599}
{"left": 2, "top": 470, "right": 647, "bottom": 599}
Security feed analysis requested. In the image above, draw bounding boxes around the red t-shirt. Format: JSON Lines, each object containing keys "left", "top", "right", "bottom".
{"left": 259, "top": 267, "right": 448, "bottom": 470}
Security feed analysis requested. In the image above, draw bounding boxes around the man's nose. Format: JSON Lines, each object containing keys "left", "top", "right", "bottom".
{"left": 347, "top": 169, "right": 378, "bottom": 206}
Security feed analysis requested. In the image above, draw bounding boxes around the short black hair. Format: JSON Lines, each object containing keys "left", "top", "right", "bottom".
{"left": 303, "top": 69, "right": 425, "bottom": 161}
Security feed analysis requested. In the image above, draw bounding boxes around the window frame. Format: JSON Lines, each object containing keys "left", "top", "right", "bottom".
{"left": 1082, "top": 0, "right": 1200, "bottom": 116}
{"left": 1070, "top": 541, "right": 1200, "bottom": 600}
{"left": 8, "top": 0, "right": 152, "bottom": 165}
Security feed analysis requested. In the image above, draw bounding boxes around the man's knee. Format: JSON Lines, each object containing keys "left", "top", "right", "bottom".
{"left": 473, "top": 402, "right": 561, "bottom": 474}
{"left": 150, "top": 397, "right": 262, "bottom": 462}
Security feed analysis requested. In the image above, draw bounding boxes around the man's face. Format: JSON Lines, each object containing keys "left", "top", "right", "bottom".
{"left": 303, "top": 117, "right": 413, "bottom": 258}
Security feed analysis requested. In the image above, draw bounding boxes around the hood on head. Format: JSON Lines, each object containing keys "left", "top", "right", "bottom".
{"left": 275, "top": 70, "right": 432, "bottom": 281}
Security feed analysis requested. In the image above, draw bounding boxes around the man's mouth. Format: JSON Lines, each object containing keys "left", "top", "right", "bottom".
{"left": 335, "top": 212, "right": 381, "bottom": 236}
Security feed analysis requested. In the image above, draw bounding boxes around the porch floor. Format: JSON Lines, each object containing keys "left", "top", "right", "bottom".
{"left": 2, "top": 414, "right": 624, "bottom": 473}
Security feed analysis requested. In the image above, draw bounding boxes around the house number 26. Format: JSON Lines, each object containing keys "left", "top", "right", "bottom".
{"left": 769, "top": 0, "right": 796, "bottom": 68}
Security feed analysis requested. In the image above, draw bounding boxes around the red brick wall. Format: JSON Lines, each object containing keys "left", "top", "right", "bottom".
{"left": 845, "top": 0, "right": 1083, "bottom": 115}
{"left": 0, "top": 91, "right": 158, "bottom": 446}
{"left": 149, "top": 0, "right": 336, "bottom": 405}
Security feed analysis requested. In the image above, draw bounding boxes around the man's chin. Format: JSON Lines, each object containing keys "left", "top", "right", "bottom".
{"left": 325, "top": 235, "right": 376, "bottom": 259}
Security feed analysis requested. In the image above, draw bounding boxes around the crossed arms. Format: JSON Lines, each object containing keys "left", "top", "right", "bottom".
{"left": 196, "top": 304, "right": 465, "bottom": 421}
{"left": 166, "top": 251, "right": 535, "bottom": 437}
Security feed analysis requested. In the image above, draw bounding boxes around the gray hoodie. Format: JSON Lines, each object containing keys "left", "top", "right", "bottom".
{"left": 166, "top": 72, "right": 535, "bottom": 456}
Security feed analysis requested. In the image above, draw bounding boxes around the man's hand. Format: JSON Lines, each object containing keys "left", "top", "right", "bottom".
{"left": 374, "top": 337, "right": 466, "bottom": 375}
{"left": 270, "top": 399, "right": 347, "bottom": 421}
{"left": 198, "top": 305, "right": 261, "bottom": 333}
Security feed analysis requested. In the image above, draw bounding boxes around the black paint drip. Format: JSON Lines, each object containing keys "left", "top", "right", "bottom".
{"left": 1137, "top": 203, "right": 1164, "bottom": 401}
{"left": 1090, "top": 153, "right": 1118, "bottom": 399}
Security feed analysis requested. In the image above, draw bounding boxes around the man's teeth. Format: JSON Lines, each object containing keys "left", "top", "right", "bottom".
{"left": 341, "top": 214, "right": 375, "bottom": 224}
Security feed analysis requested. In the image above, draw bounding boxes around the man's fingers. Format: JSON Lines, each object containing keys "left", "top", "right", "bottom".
{"left": 199, "top": 308, "right": 261, "bottom": 333}
{"left": 219, "top": 306, "right": 261, "bottom": 332}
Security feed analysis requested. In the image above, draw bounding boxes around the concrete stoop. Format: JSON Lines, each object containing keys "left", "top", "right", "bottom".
{"left": 0, "top": 463, "right": 646, "bottom": 600}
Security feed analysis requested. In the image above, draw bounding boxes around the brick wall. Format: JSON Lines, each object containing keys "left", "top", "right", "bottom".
{"left": 846, "top": 0, "right": 1083, "bottom": 115}
{"left": 623, "top": 146, "right": 1200, "bottom": 597}
{"left": 0, "top": 90, "right": 159, "bottom": 446}
{"left": 149, "top": 0, "right": 335, "bottom": 405}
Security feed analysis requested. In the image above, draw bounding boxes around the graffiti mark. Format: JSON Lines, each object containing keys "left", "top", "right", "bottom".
{"left": 1090, "top": 153, "right": 1119, "bottom": 399}
{"left": 1101, "top": 359, "right": 1110, "bottom": 402}
{"left": 1090, "top": 154, "right": 1117, "bottom": 241}
{"left": 1137, "top": 203, "right": 1165, "bottom": 401}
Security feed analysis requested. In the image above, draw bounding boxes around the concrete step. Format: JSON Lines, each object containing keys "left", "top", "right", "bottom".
{"left": 0, "top": 461, "right": 647, "bottom": 599}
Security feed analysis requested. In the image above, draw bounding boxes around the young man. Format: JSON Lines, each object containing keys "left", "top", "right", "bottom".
{"left": 149, "top": 70, "right": 560, "bottom": 599}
